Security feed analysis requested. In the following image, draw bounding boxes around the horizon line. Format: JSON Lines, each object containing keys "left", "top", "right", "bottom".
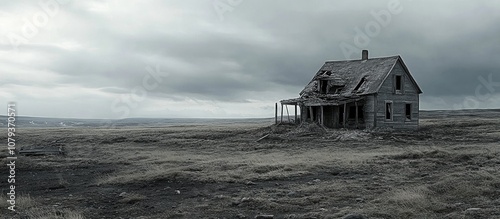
{"left": 1, "top": 108, "right": 500, "bottom": 121}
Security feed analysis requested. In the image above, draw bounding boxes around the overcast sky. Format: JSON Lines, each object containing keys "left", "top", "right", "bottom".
{"left": 1, "top": 0, "right": 499, "bottom": 119}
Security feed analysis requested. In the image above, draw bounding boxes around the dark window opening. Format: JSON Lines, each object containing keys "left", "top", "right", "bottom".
{"left": 405, "top": 104, "right": 411, "bottom": 120}
{"left": 348, "top": 105, "right": 364, "bottom": 120}
{"left": 358, "top": 105, "right": 364, "bottom": 119}
{"left": 320, "top": 80, "right": 328, "bottom": 94}
{"left": 328, "top": 86, "right": 336, "bottom": 93}
{"left": 353, "top": 77, "right": 366, "bottom": 92}
{"left": 308, "top": 107, "right": 318, "bottom": 122}
{"left": 386, "top": 102, "right": 392, "bottom": 120}
{"left": 395, "top": 75, "right": 402, "bottom": 91}
{"left": 348, "top": 106, "right": 356, "bottom": 119}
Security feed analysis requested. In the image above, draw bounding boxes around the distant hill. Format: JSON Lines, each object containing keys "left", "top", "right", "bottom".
{"left": 0, "top": 116, "right": 273, "bottom": 128}
{"left": 0, "top": 109, "right": 499, "bottom": 128}
{"left": 419, "top": 109, "right": 500, "bottom": 119}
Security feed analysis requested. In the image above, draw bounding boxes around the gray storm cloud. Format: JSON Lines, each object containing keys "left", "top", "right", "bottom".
{"left": 1, "top": 0, "right": 499, "bottom": 118}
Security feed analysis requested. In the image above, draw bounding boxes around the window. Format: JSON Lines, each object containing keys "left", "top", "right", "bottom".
{"left": 331, "top": 85, "right": 344, "bottom": 94}
{"left": 320, "top": 80, "right": 328, "bottom": 94}
{"left": 405, "top": 104, "right": 412, "bottom": 121}
{"left": 385, "top": 102, "right": 393, "bottom": 120}
{"left": 395, "top": 75, "right": 402, "bottom": 92}
{"left": 353, "top": 77, "right": 366, "bottom": 92}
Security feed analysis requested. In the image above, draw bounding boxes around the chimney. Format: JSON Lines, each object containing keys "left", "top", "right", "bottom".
{"left": 362, "top": 50, "right": 368, "bottom": 60}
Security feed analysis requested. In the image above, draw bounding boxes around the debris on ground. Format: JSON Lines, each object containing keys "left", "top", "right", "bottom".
{"left": 343, "top": 214, "right": 368, "bottom": 219}
{"left": 255, "top": 215, "right": 274, "bottom": 219}
{"left": 286, "top": 122, "right": 327, "bottom": 136}
{"left": 256, "top": 122, "right": 377, "bottom": 142}
{"left": 329, "top": 130, "right": 371, "bottom": 141}
{"left": 19, "top": 146, "right": 64, "bottom": 156}
{"left": 256, "top": 134, "right": 270, "bottom": 142}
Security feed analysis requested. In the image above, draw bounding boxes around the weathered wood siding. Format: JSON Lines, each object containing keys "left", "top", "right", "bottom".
{"left": 363, "top": 95, "right": 376, "bottom": 129}
{"left": 300, "top": 104, "right": 308, "bottom": 122}
{"left": 375, "top": 60, "right": 420, "bottom": 129}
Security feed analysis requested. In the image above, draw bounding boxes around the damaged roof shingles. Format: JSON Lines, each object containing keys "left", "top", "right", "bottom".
{"left": 299, "top": 56, "right": 400, "bottom": 97}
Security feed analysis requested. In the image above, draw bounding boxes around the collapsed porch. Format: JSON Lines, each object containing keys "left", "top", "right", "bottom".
{"left": 278, "top": 96, "right": 366, "bottom": 129}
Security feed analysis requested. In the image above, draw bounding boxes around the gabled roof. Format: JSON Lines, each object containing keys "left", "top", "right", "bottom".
{"left": 298, "top": 55, "right": 422, "bottom": 98}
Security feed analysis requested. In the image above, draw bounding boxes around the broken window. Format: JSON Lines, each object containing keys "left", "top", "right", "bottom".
{"left": 395, "top": 75, "right": 402, "bottom": 92}
{"left": 405, "top": 104, "right": 412, "bottom": 121}
{"left": 353, "top": 77, "right": 366, "bottom": 93}
{"left": 385, "top": 102, "right": 392, "bottom": 120}
{"left": 320, "top": 80, "right": 328, "bottom": 94}
{"left": 331, "top": 85, "right": 344, "bottom": 94}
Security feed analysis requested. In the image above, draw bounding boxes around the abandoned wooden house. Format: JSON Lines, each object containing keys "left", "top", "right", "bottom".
{"left": 279, "top": 50, "right": 423, "bottom": 129}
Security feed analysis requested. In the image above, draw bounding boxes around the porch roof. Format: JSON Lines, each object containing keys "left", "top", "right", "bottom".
{"left": 280, "top": 95, "right": 365, "bottom": 106}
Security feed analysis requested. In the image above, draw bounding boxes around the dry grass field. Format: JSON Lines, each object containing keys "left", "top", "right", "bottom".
{"left": 1, "top": 110, "right": 500, "bottom": 218}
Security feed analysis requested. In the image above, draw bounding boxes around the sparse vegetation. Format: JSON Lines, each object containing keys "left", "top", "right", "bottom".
{"left": 0, "top": 111, "right": 499, "bottom": 218}
{"left": 0, "top": 194, "right": 85, "bottom": 219}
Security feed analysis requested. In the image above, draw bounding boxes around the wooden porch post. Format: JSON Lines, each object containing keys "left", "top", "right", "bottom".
{"left": 355, "top": 101, "right": 359, "bottom": 129}
{"left": 280, "top": 103, "right": 284, "bottom": 123}
{"left": 320, "top": 106, "right": 324, "bottom": 126}
{"left": 286, "top": 105, "right": 290, "bottom": 122}
{"left": 294, "top": 104, "right": 298, "bottom": 124}
{"left": 343, "top": 103, "right": 347, "bottom": 128}
{"left": 309, "top": 106, "right": 313, "bottom": 122}
{"left": 275, "top": 103, "right": 278, "bottom": 124}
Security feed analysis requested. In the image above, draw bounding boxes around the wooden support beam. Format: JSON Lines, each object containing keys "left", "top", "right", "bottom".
{"left": 256, "top": 134, "right": 270, "bottom": 143}
{"left": 19, "top": 147, "right": 63, "bottom": 156}
{"left": 320, "top": 106, "right": 324, "bottom": 126}
{"left": 355, "top": 101, "right": 359, "bottom": 129}
{"left": 309, "top": 106, "right": 313, "bottom": 122}
{"left": 343, "top": 103, "right": 347, "bottom": 128}
{"left": 280, "top": 103, "right": 284, "bottom": 123}
{"left": 275, "top": 103, "right": 278, "bottom": 124}
{"left": 294, "top": 104, "right": 298, "bottom": 124}
{"left": 286, "top": 105, "right": 290, "bottom": 123}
